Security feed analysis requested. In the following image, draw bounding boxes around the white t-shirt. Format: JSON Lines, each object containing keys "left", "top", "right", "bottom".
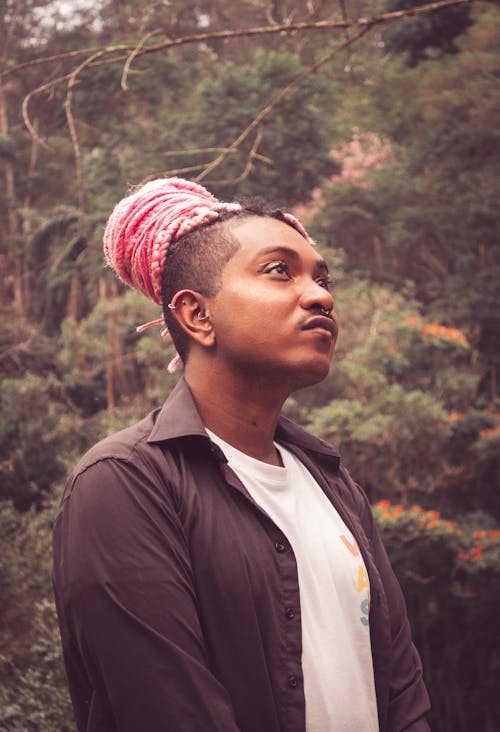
{"left": 206, "top": 429, "right": 379, "bottom": 732}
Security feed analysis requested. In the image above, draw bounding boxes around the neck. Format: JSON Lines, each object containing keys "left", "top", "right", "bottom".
{"left": 184, "top": 361, "right": 289, "bottom": 466}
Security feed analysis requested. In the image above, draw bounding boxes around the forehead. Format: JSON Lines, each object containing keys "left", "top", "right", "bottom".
{"left": 225, "top": 216, "right": 324, "bottom": 266}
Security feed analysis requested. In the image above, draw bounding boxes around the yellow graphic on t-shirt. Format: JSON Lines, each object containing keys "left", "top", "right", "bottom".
{"left": 340, "top": 534, "right": 370, "bottom": 627}
{"left": 356, "top": 565, "right": 369, "bottom": 592}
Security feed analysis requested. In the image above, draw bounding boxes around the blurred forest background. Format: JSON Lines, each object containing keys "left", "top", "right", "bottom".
{"left": 0, "top": 0, "right": 499, "bottom": 729}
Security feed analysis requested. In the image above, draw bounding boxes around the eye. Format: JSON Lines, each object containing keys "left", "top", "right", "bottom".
{"left": 316, "top": 276, "right": 336, "bottom": 290}
{"left": 261, "top": 260, "right": 292, "bottom": 279}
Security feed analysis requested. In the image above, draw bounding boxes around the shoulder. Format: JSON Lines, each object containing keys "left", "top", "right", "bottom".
{"left": 73, "top": 411, "right": 159, "bottom": 474}
{"left": 57, "top": 409, "right": 186, "bottom": 518}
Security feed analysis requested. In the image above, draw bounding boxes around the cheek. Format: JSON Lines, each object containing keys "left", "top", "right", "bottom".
{"left": 215, "top": 285, "right": 289, "bottom": 332}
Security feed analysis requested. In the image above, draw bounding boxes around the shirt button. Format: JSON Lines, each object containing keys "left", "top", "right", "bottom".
{"left": 285, "top": 607, "right": 295, "bottom": 619}
{"left": 275, "top": 542, "right": 286, "bottom": 553}
{"left": 288, "top": 675, "right": 298, "bottom": 688}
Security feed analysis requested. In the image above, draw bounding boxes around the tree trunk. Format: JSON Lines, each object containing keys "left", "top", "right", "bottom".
{"left": 0, "top": 80, "right": 22, "bottom": 313}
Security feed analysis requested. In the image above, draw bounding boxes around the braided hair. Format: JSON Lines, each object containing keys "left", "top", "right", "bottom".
{"left": 103, "top": 177, "right": 312, "bottom": 371}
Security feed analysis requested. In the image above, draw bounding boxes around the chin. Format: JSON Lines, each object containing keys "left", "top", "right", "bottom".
{"left": 289, "top": 357, "right": 332, "bottom": 391}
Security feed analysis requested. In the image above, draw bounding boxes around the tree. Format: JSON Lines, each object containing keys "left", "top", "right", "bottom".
{"left": 309, "top": 4, "right": 500, "bottom": 398}
{"left": 383, "top": 0, "right": 473, "bottom": 65}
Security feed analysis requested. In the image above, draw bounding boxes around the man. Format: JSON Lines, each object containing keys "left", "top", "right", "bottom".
{"left": 53, "top": 178, "right": 430, "bottom": 732}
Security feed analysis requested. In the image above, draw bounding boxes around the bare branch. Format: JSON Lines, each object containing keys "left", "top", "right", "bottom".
{"left": 195, "top": 25, "right": 372, "bottom": 183}
{"left": 403, "top": 570, "right": 437, "bottom": 585}
{"left": 121, "top": 30, "right": 160, "bottom": 91}
{"left": 12, "top": 0, "right": 481, "bottom": 199}
{"left": 1, "top": 46, "right": 105, "bottom": 79}
{"left": 17, "top": 0, "right": 482, "bottom": 139}
{"left": 338, "top": 0, "right": 351, "bottom": 44}
{"left": 160, "top": 147, "right": 233, "bottom": 156}
{"left": 65, "top": 50, "right": 108, "bottom": 210}
{"left": 153, "top": 163, "right": 213, "bottom": 177}
{"left": 22, "top": 72, "right": 74, "bottom": 147}
{"left": 210, "top": 127, "right": 265, "bottom": 185}
{"left": 2, "top": 0, "right": 480, "bottom": 81}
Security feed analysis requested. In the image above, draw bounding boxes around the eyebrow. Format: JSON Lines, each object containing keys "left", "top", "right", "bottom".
{"left": 255, "top": 245, "right": 329, "bottom": 273}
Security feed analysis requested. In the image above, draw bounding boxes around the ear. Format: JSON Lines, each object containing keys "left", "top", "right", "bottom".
{"left": 169, "top": 290, "right": 215, "bottom": 350}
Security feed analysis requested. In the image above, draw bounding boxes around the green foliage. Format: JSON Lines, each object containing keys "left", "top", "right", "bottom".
{"left": 374, "top": 501, "right": 500, "bottom": 730}
{"left": 382, "top": 0, "right": 473, "bottom": 66}
{"left": 1, "top": 3, "right": 499, "bottom": 730}
{"left": 0, "top": 498, "right": 74, "bottom": 731}
{"left": 310, "top": 5, "right": 500, "bottom": 395}
{"left": 0, "top": 373, "right": 95, "bottom": 509}
{"left": 187, "top": 48, "right": 338, "bottom": 206}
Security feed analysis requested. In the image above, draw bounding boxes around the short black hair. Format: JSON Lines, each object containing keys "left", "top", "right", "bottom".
{"left": 161, "top": 205, "right": 289, "bottom": 363}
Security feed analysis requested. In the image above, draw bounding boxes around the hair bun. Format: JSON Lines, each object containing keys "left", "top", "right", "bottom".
{"left": 103, "top": 177, "right": 240, "bottom": 304}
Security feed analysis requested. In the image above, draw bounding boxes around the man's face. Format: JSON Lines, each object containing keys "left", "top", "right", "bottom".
{"left": 208, "top": 216, "right": 338, "bottom": 390}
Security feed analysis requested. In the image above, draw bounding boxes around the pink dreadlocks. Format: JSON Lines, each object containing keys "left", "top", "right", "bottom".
{"left": 103, "top": 177, "right": 312, "bottom": 372}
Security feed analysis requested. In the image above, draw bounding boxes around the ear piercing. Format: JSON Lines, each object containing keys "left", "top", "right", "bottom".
{"left": 167, "top": 300, "right": 186, "bottom": 310}
{"left": 168, "top": 301, "right": 209, "bottom": 321}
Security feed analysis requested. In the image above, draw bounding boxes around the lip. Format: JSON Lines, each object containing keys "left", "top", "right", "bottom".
{"left": 302, "top": 315, "right": 338, "bottom": 338}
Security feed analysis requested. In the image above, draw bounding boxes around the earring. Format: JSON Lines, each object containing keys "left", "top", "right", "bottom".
{"left": 197, "top": 312, "right": 209, "bottom": 321}
{"left": 167, "top": 299, "right": 186, "bottom": 310}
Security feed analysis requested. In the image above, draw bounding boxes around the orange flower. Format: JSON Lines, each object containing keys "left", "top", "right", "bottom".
{"left": 471, "top": 546, "right": 483, "bottom": 560}
{"left": 427, "top": 510, "right": 440, "bottom": 519}
{"left": 449, "top": 412, "right": 464, "bottom": 422}
{"left": 421, "top": 322, "right": 468, "bottom": 346}
{"left": 473, "top": 531, "right": 486, "bottom": 539}
{"left": 479, "top": 426, "right": 500, "bottom": 438}
{"left": 404, "top": 316, "right": 416, "bottom": 325}
{"left": 377, "top": 499, "right": 391, "bottom": 509}
{"left": 427, "top": 520, "right": 439, "bottom": 529}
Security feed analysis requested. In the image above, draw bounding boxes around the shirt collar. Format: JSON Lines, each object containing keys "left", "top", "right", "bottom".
{"left": 147, "top": 376, "right": 340, "bottom": 464}
{"left": 147, "top": 376, "right": 207, "bottom": 443}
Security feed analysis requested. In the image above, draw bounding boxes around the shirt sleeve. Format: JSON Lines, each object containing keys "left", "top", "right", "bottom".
{"left": 353, "top": 478, "right": 431, "bottom": 732}
{"left": 52, "top": 457, "right": 242, "bottom": 732}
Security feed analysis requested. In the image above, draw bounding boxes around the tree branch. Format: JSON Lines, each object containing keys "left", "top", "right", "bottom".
{"left": 209, "top": 126, "right": 265, "bottom": 185}
{"left": 194, "top": 25, "right": 372, "bottom": 183}
{"left": 65, "top": 51, "right": 108, "bottom": 210}
{"left": 2, "top": 0, "right": 480, "bottom": 81}
{"left": 13, "top": 0, "right": 482, "bottom": 201}
{"left": 121, "top": 30, "right": 160, "bottom": 91}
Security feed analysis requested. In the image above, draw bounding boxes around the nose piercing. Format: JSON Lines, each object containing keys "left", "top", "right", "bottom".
{"left": 320, "top": 306, "right": 332, "bottom": 316}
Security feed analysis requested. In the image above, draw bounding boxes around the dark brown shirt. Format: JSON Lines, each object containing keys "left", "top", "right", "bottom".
{"left": 53, "top": 377, "right": 430, "bottom": 732}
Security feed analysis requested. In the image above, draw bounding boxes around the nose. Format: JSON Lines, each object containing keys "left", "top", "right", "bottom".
{"left": 300, "top": 278, "right": 334, "bottom": 314}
